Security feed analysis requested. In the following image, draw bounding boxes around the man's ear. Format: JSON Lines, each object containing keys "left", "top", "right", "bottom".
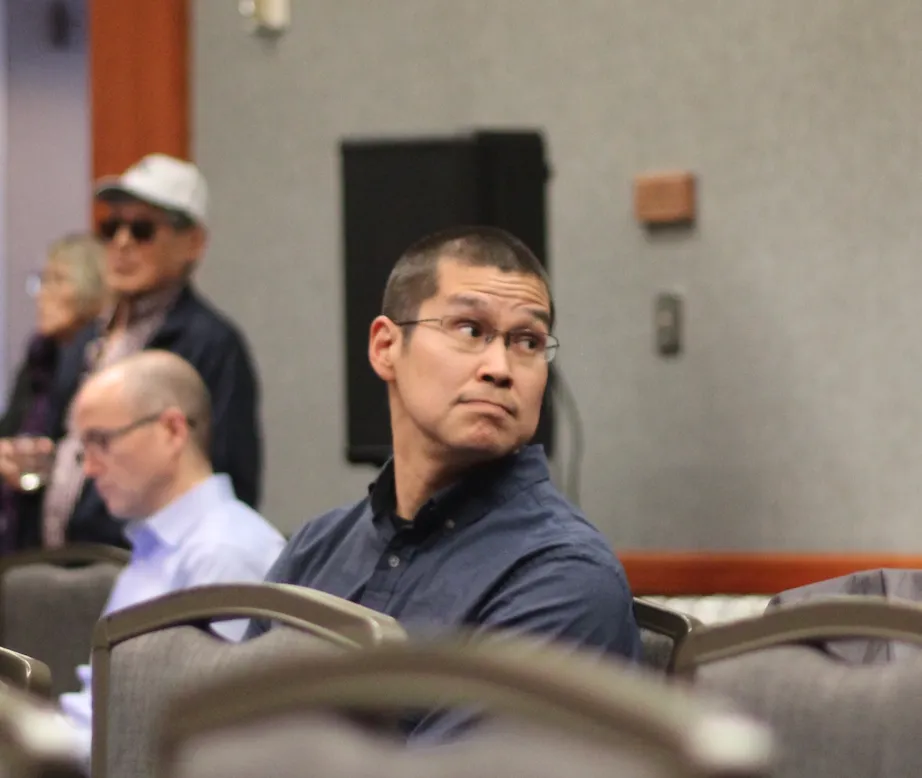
{"left": 183, "top": 226, "right": 208, "bottom": 264}
{"left": 162, "top": 407, "right": 190, "bottom": 450}
{"left": 368, "top": 316, "right": 400, "bottom": 381}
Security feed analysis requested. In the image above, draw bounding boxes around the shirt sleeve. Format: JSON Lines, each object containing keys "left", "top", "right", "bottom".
{"left": 477, "top": 550, "right": 641, "bottom": 656}
{"left": 407, "top": 548, "right": 642, "bottom": 744}
{"left": 58, "top": 663, "right": 93, "bottom": 765}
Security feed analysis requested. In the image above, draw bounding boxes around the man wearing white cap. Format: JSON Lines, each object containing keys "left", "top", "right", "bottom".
{"left": 0, "top": 154, "right": 263, "bottom": 549}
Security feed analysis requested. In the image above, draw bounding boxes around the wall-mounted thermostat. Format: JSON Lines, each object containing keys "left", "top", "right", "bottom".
{"left": 655, "top": 292, "right": 683, "bottom": 357}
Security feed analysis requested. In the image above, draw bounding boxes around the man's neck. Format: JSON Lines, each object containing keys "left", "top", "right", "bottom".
{"left": 110, "top": 300, "right": 131, "bottom": 332}
{"left": 391, "top": 460, "right": 456, "bottom": 521}
{"left": 109, "top": 281, "right": 185, "bottom": 332}
{"left": 390, "top": 437, "right": 462, "bottom": 521}
{"left": 150, "top": 466, "right": 213, "bottom": 517}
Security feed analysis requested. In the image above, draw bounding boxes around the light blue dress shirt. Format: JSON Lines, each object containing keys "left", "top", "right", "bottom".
{"left": 59, "top": 474, "right": 285, "bottom": 763}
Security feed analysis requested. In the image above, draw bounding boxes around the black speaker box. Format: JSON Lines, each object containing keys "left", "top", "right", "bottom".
{"left": 341, "top": 130, "right": 553, "bottom": 466}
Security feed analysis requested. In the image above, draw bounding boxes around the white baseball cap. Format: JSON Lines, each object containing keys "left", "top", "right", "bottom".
{"left": 94, "top": 153, "right": 208, "bottom": 226}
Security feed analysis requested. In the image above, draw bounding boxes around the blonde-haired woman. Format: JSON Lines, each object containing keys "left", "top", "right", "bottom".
{"left": 0, "top": 233, "right": 106, "bottom": 550}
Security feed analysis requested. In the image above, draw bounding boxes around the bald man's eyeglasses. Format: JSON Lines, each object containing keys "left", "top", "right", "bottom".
{"left": 77, "top": 413, "right": 197, "bottom": 459}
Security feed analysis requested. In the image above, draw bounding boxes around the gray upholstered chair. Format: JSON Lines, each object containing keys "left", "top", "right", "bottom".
{"left": 0, "top": 543, "right": 128, "bottom": 696}
{"left": 673, "top": 596, "right": 922, "bottom": 778}
{"left": 633, "top": 597, "right": 699, "bottom": 673}
{"left": 155, "top": 636, "right": 773, "bottom": 778}
{"left": 91, "top": 583, "right": 406, "bottom": 778}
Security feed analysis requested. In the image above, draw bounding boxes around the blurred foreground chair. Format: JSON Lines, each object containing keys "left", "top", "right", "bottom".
{"left": 0, "top": 544, "right": 128, "bottom": 696}
{"left": 674, "top": 596, "right": 922, "bottom": 778}
{"left": 92, "top": 583, "right": 406, "bottom": 778}
{"left": 156, "top": 635, "right": 774, "bottom": 778}
{"left": 0, "top": 645, "right": 51, "bottom": 698}
{"left": 0, "top": 684, "right": 86, "bottom": 777}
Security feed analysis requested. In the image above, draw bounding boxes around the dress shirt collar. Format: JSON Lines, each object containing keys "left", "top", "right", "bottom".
{"left": 125, "top": 473, "right": 234, "bottom": 550}
{"left": 367, "top": 444, "right": 550, "bottom": 534}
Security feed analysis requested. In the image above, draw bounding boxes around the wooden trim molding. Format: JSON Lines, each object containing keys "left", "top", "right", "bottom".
{"left": 621, "top": 552, "right": 922, "bottom": 596}
{"left": 89, "top": 0, "right": 189, "bottom": 205}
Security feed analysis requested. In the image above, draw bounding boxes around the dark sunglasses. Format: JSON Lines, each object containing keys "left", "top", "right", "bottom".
{"left": 97, "top": 217, "right": 161, "bottom": 244}
{"left": 97, "top": 211, "right": 194, "bottom": 244}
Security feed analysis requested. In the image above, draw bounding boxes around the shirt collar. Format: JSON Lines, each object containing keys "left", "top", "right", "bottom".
{"left": 367, "top": 445, "right": 551, "bottom": 534}
{"left": 125, "top": 474, "right": 234, "bottom": 549}
{"left": 99, "top": 281, "right": 185, "bottom": 331}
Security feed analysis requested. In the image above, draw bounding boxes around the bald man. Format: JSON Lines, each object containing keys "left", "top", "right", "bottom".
{"left": 57, "top": 350, "right": 284, "bottom": 763}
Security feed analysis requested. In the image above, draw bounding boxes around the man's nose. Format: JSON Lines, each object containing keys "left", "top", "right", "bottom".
{"left": 80, "top": 449, "right": 101, "bottom": 478}
{"left": 113, "top": 224, "right": 134, "bottom": 248}
{"left": 477, "top": 336, "right": 513, "bottom": 387}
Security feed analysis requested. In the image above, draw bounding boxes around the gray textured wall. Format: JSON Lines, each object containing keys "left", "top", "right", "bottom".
{"left": 3, "top": 0, "right": 90, "bottom": 390}
{"left": 193, "top": 1, "right": 922, "bottom": 550}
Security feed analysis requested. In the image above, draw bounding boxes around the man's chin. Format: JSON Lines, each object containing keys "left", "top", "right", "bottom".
{"left": 111, "top": 286, "right": 144, "bottom": 300}
{"left": 449, "top": 434, "right": 519, "bottom": 462}
{"left": 101, "top": 498, "right": 131, "bottom": 521}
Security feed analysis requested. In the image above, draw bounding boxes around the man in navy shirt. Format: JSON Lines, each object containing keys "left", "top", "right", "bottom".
{"left": 248, "top": 225, "right": 641, "bottom": 737}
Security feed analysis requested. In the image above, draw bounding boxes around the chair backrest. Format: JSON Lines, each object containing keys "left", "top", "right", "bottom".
{"left": 672, "top": 595, "right": 922, "bottom": 675}
{"left": 0, "top": 646, "right": 51, "bottom": 698}
{"left": 769, "top": 568, "right": 922, "bottom": 608}
{"left": 0, "top": 544, "right": 130, "bottom": 573}
{"left": 162, "top": 714, "right": 729, "bottom": 778}
{"left": 0, "top": 684, "right": 86, "bottom": 777}
{"left": 674, "top": 597, "right": 922, "bottom": 778}
{"left": 766, "top": 568, "right": 922, "bottom": 663}
{"left": 644, "top": 595, "right": 773, "bottom": 625}
{"left": 694, "top": 645, "right": 922, "bottom": 778}
{"left": 0, "top": 544, "right": 128, "bottom": 696}
{"left": 91, "top": 583, "right": 406, "bottom": 778}
{"left": 157, "top": 636, "right": 774, "bottom": 778}
{"left": 632, "top": 598, "right": 699, "bottom": 673}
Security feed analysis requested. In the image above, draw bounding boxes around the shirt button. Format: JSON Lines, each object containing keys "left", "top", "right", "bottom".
{"left": 388, "top": 554, "right": 400, "bottom": 568}
{"left": 445, "top": 520, "right": 456, "bottom": 530}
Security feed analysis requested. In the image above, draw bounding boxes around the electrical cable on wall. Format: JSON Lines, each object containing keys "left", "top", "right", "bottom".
{"left": 549, "top": 364, "right": 584, "bottom": 507}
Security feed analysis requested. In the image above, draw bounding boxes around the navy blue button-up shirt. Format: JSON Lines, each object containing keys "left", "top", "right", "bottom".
{"left": 247, "top": 445, "right": 641, "bottom": 737}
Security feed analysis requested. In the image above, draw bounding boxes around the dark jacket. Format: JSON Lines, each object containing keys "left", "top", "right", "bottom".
{"left": 0, "top": 336, "right": 59, "bottom": 550}
{"left": 47, "top": 285, "right": 263, "bottom": 548}
{"left": 0, "top": 337, "right": 57, "bottom": 437}
{"left": 0, "top": 362, "right": 39, "bottom": 551}
{"left": 0, "top": 361, "right": 32, "bottom": 439}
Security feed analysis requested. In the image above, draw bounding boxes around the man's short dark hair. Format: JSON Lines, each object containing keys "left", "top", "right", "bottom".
{"left": 381, "top": 225, "right": 554, "bottom": 327}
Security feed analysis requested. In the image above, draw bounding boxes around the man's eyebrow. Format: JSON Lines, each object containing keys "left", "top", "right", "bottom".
{"left": 444, "top": 294, "right": 551, "bottom": 328}
{"left": 444, "top": 293, "right": 487, "bottom": 309}
{"left": 526, "top": 308, "right": 552, "bottom": 329}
